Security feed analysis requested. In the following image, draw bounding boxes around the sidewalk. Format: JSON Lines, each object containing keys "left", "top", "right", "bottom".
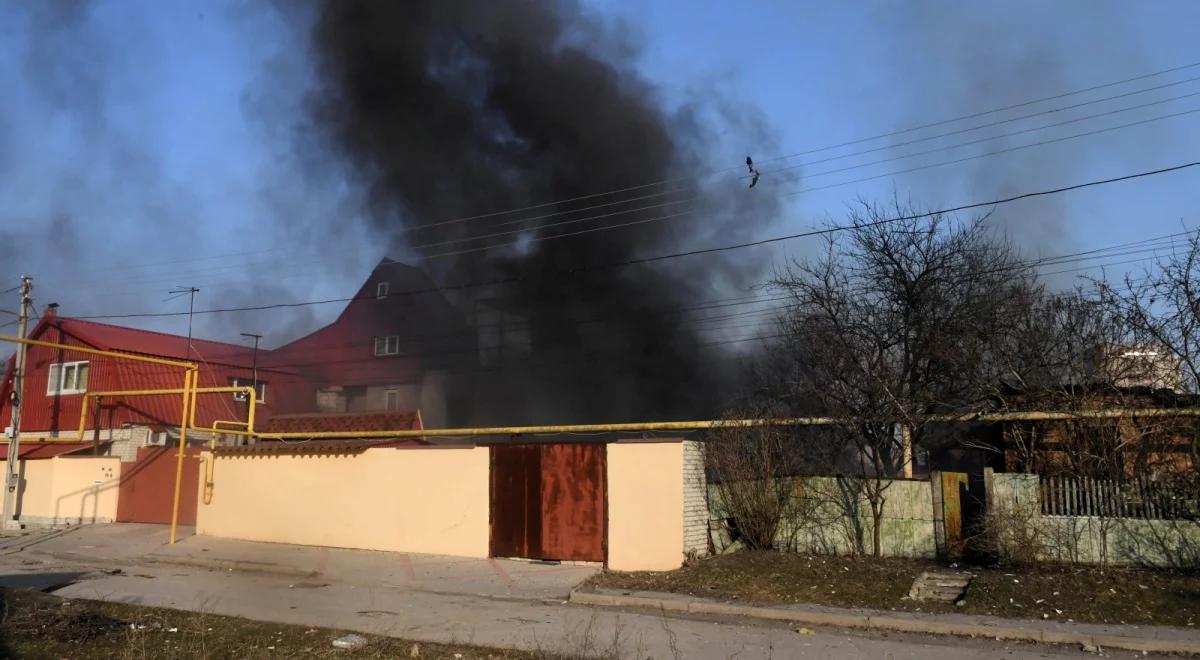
{"left": 15, "top": 523, "right": 596, "bottom": 602}
{"left": 0, "top": 524, "right": 1181, "bottom": 658}
{"left": 144, "top": 533, "right": 599, "bottom": 601}
{"left": 572, "top": 586, "right": 1200, "bottom": 655}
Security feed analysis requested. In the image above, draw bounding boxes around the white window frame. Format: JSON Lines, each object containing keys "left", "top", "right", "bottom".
{"left": 374, "top": 335, "right": 401, "bottom": 356}
{"left": 376, "top": 281, "right": 390, "bottom": 299}
{"left": 229, "top": 377, "right": 267, "bottom": 403}
{"left": 47, "top": 361, "right": 89, "bottom": 395}
{"left": 385, "top": 388, "right": 400, "bottom": 411}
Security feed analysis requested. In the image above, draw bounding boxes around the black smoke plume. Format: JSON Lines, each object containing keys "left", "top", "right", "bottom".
{"left": 304, "top": 0, "right": 785, "bottom": 424}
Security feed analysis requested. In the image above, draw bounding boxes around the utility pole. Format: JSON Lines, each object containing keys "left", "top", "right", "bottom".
{"left": 2, "top": 276, "right": 32, "bottom": 530}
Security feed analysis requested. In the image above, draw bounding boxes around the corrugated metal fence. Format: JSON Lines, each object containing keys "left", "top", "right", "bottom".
{"left": 1040, "top": 475, "right": 1197, "bottom": 520}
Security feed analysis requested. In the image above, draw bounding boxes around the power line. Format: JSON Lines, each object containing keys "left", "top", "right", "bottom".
{"left": 48, "top": 76, "right": 1200, "bottom": 296}
{"left": 479, "top": 160, "right": 1200, "bottom": 270}
{"left": 46, "top": 59, "right": 1200, "bottom": 297}
{"left": 421, "top": 108, "right": 1200, "bottom": 259}
{"left": 422, "top": 80, "right": 1200, "bottom": 245}
{"left": 396, "top": 60, "right": 1200, "bottom": 233}
{"left": 409, "top": 98, "right": 1200, "bottom": 255}
{"left": 85, "top": 86, "right": 1200, "bottom": 294}
{"left": 70, "top": 160, "right": 1200, "bottom": 322}
{"left": 37, "top": 244, "right": 1179, "bottom": 387}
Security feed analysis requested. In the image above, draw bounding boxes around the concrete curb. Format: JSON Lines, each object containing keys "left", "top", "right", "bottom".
{"left": 569, "top": 589, "right": 1200, "bottom": 655}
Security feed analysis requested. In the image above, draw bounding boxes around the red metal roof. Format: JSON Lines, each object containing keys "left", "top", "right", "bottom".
{"left": 0, "top": 441, "right": 108, "bottom": 459}
{"left": 261, "top": 410, "right": 423, "bottom": 434}
{"left": 50, "top": 318, "right": 259, "bottom": 364}
{"left": 0, "top": 260, "right": 460, "bottom": 433}
{"left": 0, "top": 314, "right": 305, "bottom": 433}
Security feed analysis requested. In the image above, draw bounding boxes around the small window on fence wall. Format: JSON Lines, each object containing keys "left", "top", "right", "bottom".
{"left": 47, "top": 361, "right": 89, "bottom": 395}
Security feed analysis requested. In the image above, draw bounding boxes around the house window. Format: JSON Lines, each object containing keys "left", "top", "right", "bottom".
{"left": 374, "top": 335, "right": 401, "bottom": 356}
{"left": 385, "top": 389, "right": 401, "bottom": 411}
{"left": 47, "top": 361, "right": 89, "bottom": 395}
{"left": 376, "top": 281, "right": 390, "bottom": 299}
{"left": 229, "top": 377, "right": 267, "bottom": 403}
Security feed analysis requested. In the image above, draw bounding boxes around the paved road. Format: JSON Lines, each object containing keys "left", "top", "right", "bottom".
{"left": 0, "top": 525, "right": 1143, "bottom": 658}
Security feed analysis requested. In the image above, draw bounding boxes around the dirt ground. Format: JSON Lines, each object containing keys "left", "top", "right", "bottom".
{"left": 0, "top": 588, "right": 579, "bottom": 660}
{"left": 588, "top": 551, "right": 1200, "bottom": 628}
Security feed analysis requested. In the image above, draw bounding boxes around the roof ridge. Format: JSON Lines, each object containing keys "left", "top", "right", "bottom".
{"left": 57, "top": 317, "right": 253, "bottom": 352}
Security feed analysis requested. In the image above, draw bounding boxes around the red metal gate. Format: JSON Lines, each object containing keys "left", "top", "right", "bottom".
{"left": 116, "top": 446, "right": 202, "bottom": 525}
{"left": 490, "top": 443, "right": 606, "bottom": 562}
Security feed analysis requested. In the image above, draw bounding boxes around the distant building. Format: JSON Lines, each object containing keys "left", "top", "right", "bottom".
{"left": 0, "top": 305, "right": 297, "bottom": 460}
{"left": 1096, "top": 343, "right": 1184, "bottom": 392}
{"left": 266, "top": 258, "right": 476, "bottom": 427}
{"left": 0, "top": 259, "right": 476, "bottom": 456}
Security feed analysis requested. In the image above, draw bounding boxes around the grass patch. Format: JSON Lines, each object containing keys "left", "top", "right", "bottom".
{"left": 588, "top": 551, "right": 1200, "bottom": 628}
{"left": 0, "top": 588, "right": 578, "bottom": 660}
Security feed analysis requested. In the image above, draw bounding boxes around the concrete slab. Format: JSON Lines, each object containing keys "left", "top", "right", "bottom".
{"left": 147, "top": 534, "right": 597, "bottom": 601}
{"left": 43, "top": 564, "right": 1105, "bottom": 659}
{"left": 16, "top": 523, "right": 185, "bottom": 565}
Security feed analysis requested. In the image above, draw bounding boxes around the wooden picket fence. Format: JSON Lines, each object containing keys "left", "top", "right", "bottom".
{"left": 1040, "top": 475, "right": 1197, "bottom": 520}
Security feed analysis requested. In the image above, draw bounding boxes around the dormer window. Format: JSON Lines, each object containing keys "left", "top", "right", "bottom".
{"left": 47, "top": 361, "right": 89, "bottom": 395}
{"left": 374, "top": 335, "right": 401, "bottom": 356}
{"left": 377, "top": 282, "right": 390, "bottom": 299}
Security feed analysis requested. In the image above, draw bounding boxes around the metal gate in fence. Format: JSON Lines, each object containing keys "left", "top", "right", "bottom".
{"left": 489, "top": 443, "right": 606, "bottom": 562}
{"left": 931, "top": 470, "right": 969, "bottom": 559}
{"left": 116, "top": 446, "right": 201, "bottom": 525}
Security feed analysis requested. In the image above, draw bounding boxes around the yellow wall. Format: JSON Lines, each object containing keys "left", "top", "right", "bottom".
{"left": 607, "top": 441, "right": 684, "bottom": 571}
{"left": 197, "top": 446, "right": 490, "bottom": 557}
{"left": 9, "top": 457, "right": 120, "bottom": 524}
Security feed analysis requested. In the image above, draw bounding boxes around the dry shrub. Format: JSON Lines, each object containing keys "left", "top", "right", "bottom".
{"left": 970, "top": 504, "right": 1047, "bottom": 567}
{"left": 704, "top": 405, "right": 799, "bottom": 551}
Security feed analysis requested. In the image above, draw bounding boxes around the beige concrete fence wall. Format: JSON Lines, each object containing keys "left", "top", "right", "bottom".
{"left": 988, "top": 472, "right": 1200, "bottom": 567}
{"left": 607, "top": 440, "right": 686, "bottom": 571}
{"left": 198, "top": 446, "right": 490, "bottom": 557}
{"left": 6, "top": 457, "right": 121, "bottom": 525}
{"left": 197, "top": 440, "right": 697, "bottom": 571}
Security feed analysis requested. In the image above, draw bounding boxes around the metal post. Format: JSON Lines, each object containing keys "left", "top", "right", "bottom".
{"left": 169, "top": 287, "right": 199, "bottom": 361}
{"left": 2, "top": 277, "right": 32, "bottom": 530}
{"left": 168, "top": 368, "right": 197, "bottom": 544}
{"left": 239, "top": 332, "right": 261, "bottom": 436}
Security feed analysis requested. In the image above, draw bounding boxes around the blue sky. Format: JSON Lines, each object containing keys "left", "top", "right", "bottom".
{"left": 0, "top": 1, "right": 1198, "bottom": 348}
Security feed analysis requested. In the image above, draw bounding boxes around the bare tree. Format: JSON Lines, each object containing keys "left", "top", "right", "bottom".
{"left": 703, "top": 403, "right": 808, "bottom": 551}
{"left": 1110, "top": 231, "right": 1200, "bottom": 393}
{"left": 763, "top": 198, "right": 1036, "bottom": 556}
{"left": 989, "top": 282, "right": 1197, "bottom": 568}
{"left": 1101, "top": 234, "right": 1200, "bottom": 523}
{"left": 1105, "top": 233, "right": 1200, "bottom": 484}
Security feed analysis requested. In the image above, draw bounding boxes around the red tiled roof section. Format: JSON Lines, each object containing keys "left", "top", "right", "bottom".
{"left": 261, "top": 410, "right": 422, "bottom": 435}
